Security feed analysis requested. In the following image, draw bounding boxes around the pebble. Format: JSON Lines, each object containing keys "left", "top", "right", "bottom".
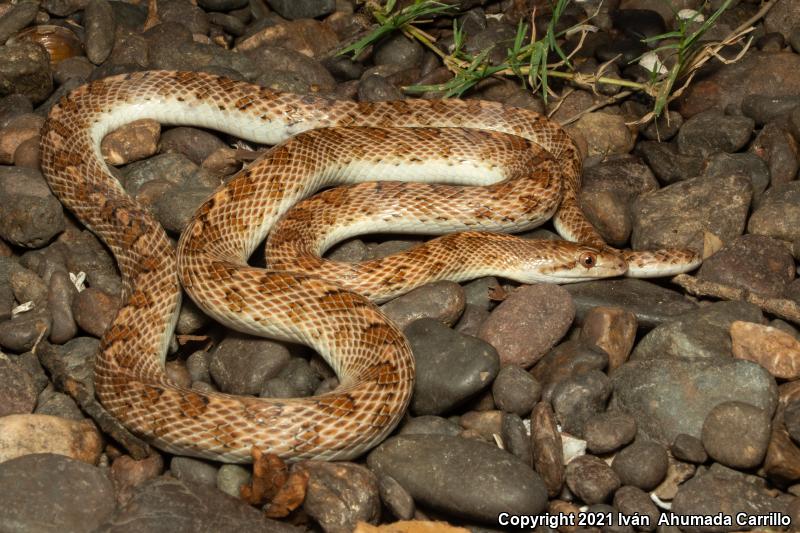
{"left": 265, "top": 0, "right": 335, "bottom": 20}
{"left": 53, "top": 337, "right": 98, "bottom": 390}
{"left": 565, "top": 454, "right": 621, "bottom": 505}
{"left": 377, "top": 474, "right": 415, "bottom": 520}
{"left": 0, "top": 414, "right": 103, "bottom": 464}
{"left": 302, "top": 461, "right": 380, "bottom": 532}
{"left": 611, "top": 358, "right": 777, "bottom": 445}
{"left": 676, "top": 111, "right": 754, "bottom": 158}
{"left": 238, "top": 19, "right": 339, "bottom": 59}
{"left": 641, "top": 110, "right": 683, "bottom": 141}
{"left": 101, "top": 476, "right": 299, "bottom": 532}
{"left": 216, "top": 463, "right": 250, "bottom": 499}
{"left": 652, "top": 455, "right": 696, "bottom": 503}
{"left": 491, "top": 366, "right": 541, "bottom": 416}
{"left": 453, "top": 304, "right": 489, "bottom": 337}
{"left": 101, "top": 119, "right": 160, "bottom": 166}
{"left": 637, "top": 141, "right": 704, "bottom": 184}
{"left": 458, "top": 410, "right": 502, "bottom": 442}
{"left": 730, "top": 320, "right": 800, "bottom": 379}
{"left": 197, "top": 0, "right": 249, "bottom": 10}
{"left": 0, "top": 93, "right": 31, "bottom": 129}
{"left": 632, "top": 301, "right": 763, "bottom": 362}
{"left": 72, "top": 286, "right": 119, "bottom": 338}
{"left": 551, "top": 369, "right": 612, "bottom": 437}
{"left": 35, "top": 390, "right": 84, "bottom": 420}
{"left": 170, "top": 456, "right": 219, "bottom": 487}
{"left": 0, "top": 42, "right": 52, "bottom": 104}
{"left": 701, "top": 401, "right": 772, "bottom": 469}
{"left": 367, "top": 435, "right": 548, "bottom": 523}
{"left": 764, "top": 0, "right": 800, "bottom": 40}
{"left": 0, "top": 454, "right": 116, "bottom": 531}
{"left": 670, "top": 433, "right": 708, "bottom": 464}
{"left": 612, "top": 486, "right": 658, "bottom": 532}
{"left": 749, "top": 181, "right": 800, "bottom": 242}
{"left": 358, "top": 74, "right": 404, "bottom": 102}
{"left": 85, "top": 0, "right": 116, "bottom": 65}
{"left": 110, "top": 454, "right": 164, "bottom": 505}
{"left": 261, "top": 357, "right": 321, "bottom": 398}
{"left": 0, "top": 307, "right": 52, "bottom": 352}
{"left": 568, "top": 112, "right": 635, "bottom": 156}
{"left": 741, "top": 94, "right": 800, "bottom": 126}
{"left": 0, "top": 354, "right": 36, "bottom": 416}
{"left": 405, "top": 318, "right": 499, "bottom": 416}
{"left": 530, "top": 402, "right": 564, "bottom": 497}
{"left": 501, "top": 413, "right": 532, "bottom": 464}
{"left": 242, "top": 45, "right": 336, "bottom": 93}
{"left": 0, "top": 167, "right": 65, "bottom": 248}
{"left": 380, "top": 281, "right": 465, "bottom": 330}
{"left": 702, "top": 152, "right": 770, "bottom": 201}
{"left": 159, "top": 126, "right": 227, "bottom": 166}
{"left": 671, "top": 471, "right": 787, "bottom": 533}
{"left": 47, "top": 269, "right": 78, "bottom": 344}
{"left": 0, "top": 2, "right": 38, "bottom": 45}
{"left": 374, "top": 33, "right": 424, "bottom": 69}
{"left": 611, "top": 440, "right": 668, "bottom": 491}
{"left": 531, "top": 339, "right": 608, "bottom": 402}
{"left": 398, "top": 415, "right": 461, "bottom": 437}
{"left": 209, "top": 333, "right": 290, "bottom": 395}
{"left": 478, "top": 284, "right": 575, "bottom": 367}
{"left": 579, "top": 306, "right": 637, "bottom": 371}
{"left": 584, "top": 412, "right": 637, "bottom": 454}
{"left": 631, "top": 175, "right": 752, "bottom": 262}
{"left": 461, "top": 276, "right": 501, "bottom": 311}
{"left": 679, "top": 51, "right": 800, "bottom": 116}
{"left": 0, "top": 112, "right": 44, "bottom": 165}
{"left": 175, "top": 297, "right": 209, "bottom": 335}
{"left": 786, "top": 400, "right": 800, "bottom": 445}
{"left": 751, "top": 121, "right": 799, "bottom": 185}
{"left": 611, "top": 9, "right": 666, "bottom": 41}
{"left": 565, "top": 279, "right": 696, "bottom": 329}
{"left": 60, "top": 229, "right": 122, "bottom": 296}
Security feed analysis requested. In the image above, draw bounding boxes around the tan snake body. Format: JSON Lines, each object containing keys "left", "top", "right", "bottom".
{"left": 40, "top": 70, "right": 699, "bottom": 462}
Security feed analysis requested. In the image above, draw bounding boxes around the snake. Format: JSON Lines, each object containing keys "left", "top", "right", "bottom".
{"left": 40, "top": 70, "right": 701, "bottom": 463}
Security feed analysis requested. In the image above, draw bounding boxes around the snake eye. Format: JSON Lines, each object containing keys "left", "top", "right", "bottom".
{"left": 579, "top": 251, "right": 596, "bottom": 268}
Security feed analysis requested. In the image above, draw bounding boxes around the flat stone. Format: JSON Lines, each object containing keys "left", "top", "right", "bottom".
{"left": 565, "top": 279, "right": 696, "bottom": 329}
{"left": 98, "top": 476, "right": 300, "bottom": 532}
{"left": 367, "top": 435, "right": 548, "bottom": 524}
{"left": 611, "top": 358, "right": 778, "bottom": 445}
{"left": 676, "top": 111, "right": 754, "bottom": 158}
{"left": 0, "top": 454, "right": 115, "bottom": 532}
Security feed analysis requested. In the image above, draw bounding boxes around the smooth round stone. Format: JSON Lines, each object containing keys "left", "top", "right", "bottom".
{"left": 85, "top": 0, "right": 116, "bottom": 65}
{"left": 0, "top": 454, "right": 115, "bottom": 532}
{"left": 216, "top": 464, "right": 251, "bottom": 499}
{"left": 0, "top": 167, "right": 65, "bottom": 248}
{"left": 531, "top": 338, "right": 608, "bottom": 402}
{"left": 565, "top": 454, "right": 620, "bottom": 505}
{"left": 265, "top": 0, "right": 334, "bottom": 19}
{"left": 377, "top": 474, "right": 415, "bottom": 520}
{"left": 373, "top": 33, "right": 424, "bottom": 69}
{"left": 785, "top": 401, "right": 800, "bottom": 445}
{"left": 613, "top": 486, "right": 659, "bottom": 532}
{"left": 209, "top": 333, "right": 290, "bottom": 395}
{"left": 611, "top": 358, "right": 777, "bottom": 446}
{"left": 701, "top": 401, "right": 772, "bottom": 469}
{"left": 380, "top": 281, "right": 465, "bottom": 330}
{"left": 584, "top": 411, "right": 637, "bottom": 454}
{"left": 405, "top": 318, "right": 499, "bottom": 416}
{"left": 750, "top": 121, "right": 799, "bottom": 184}
{"left": 492, "top": 365, "right": 541, "bottom": 416}
{"left": 611, "top": 441, "right": 669, "bottom": 491}
{"left": 159, "top": 127, "right": 227, "bottom": 166}
{"left": 671, "top": 433, "right": 708, "bottom": 464}
{"left": 749, "top": 181, "right": 800, "bottom": 242}
{"left": 478, "top": 284, "right": 575, "bottom": 367}
{"left": 741, "top": 94, "right": 800, "bottom": 126}
{"left": 358, "top": 74, "right": 404, "bottom": 102}
{"left": 530, "top": 402, "right": 564, "bottom": 497}
{"left": 501, "top": 413, "right": 532, "bottom": 464}
{"left": 367, "top": 434, "right": 548, "bottom": 524}
{"left": 637, "top": 141, "right": 704, "bottom": 184}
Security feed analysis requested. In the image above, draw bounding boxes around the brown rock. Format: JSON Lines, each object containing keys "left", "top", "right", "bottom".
{"left": 101, "top": 119, "right": 160, "bottom": 165}
{"left": 13, "top": 135, "right": 40, "bottom": 168}
{"left": 236, "top": 19, "right": 339, "bottom": 58}
{"left": 567, "top": 112, "right": 635, "bottom": 156}
{"left": 110, "top": 453, "right": 164, "bottom": 505}
{"left": 0, "top": 413, "right": 103, "bottom": 464}
{"left": 458, "top": 410, "right": 503, "bottom": 442}
{"left": 380, "top": 281, "right": 464, "bottom": 330}
{"left": 731, "top": 321, "right": 800, "bottom": 380}
{"left": 301, "top": 461, "right": 380, "bottom": 533}
{"left": 0, "top": 113, "right": 43, "bottom": 164}
{"left": 479, "top": 284, "right": 575, "bottom": 367}
{"left": 354, "top": 521, "right": 468, "bottom": 533}
{"left": 565, "top": 454, "right": 620, "bottom": 505}
{"left": 530, "top": 402, "right": 564, "bottom": 497}
{"left": 72, "top": 287, "right": 120, "bottom": 338}
{"left": 579, "top": 306, "right": 637, "bottom": 370}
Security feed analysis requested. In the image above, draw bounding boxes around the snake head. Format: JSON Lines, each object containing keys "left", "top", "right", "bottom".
{"left": 524, "top": 241, "right": 628, "bottom": 283}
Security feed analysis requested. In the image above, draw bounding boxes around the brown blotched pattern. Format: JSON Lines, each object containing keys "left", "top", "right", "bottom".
{"left": 40, "top": 71, "right": 698, "bottom": 463}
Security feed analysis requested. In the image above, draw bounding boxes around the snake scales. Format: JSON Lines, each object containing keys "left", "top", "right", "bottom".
{"left": 40, "top": 70, "right": 700, "bottom": 463}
